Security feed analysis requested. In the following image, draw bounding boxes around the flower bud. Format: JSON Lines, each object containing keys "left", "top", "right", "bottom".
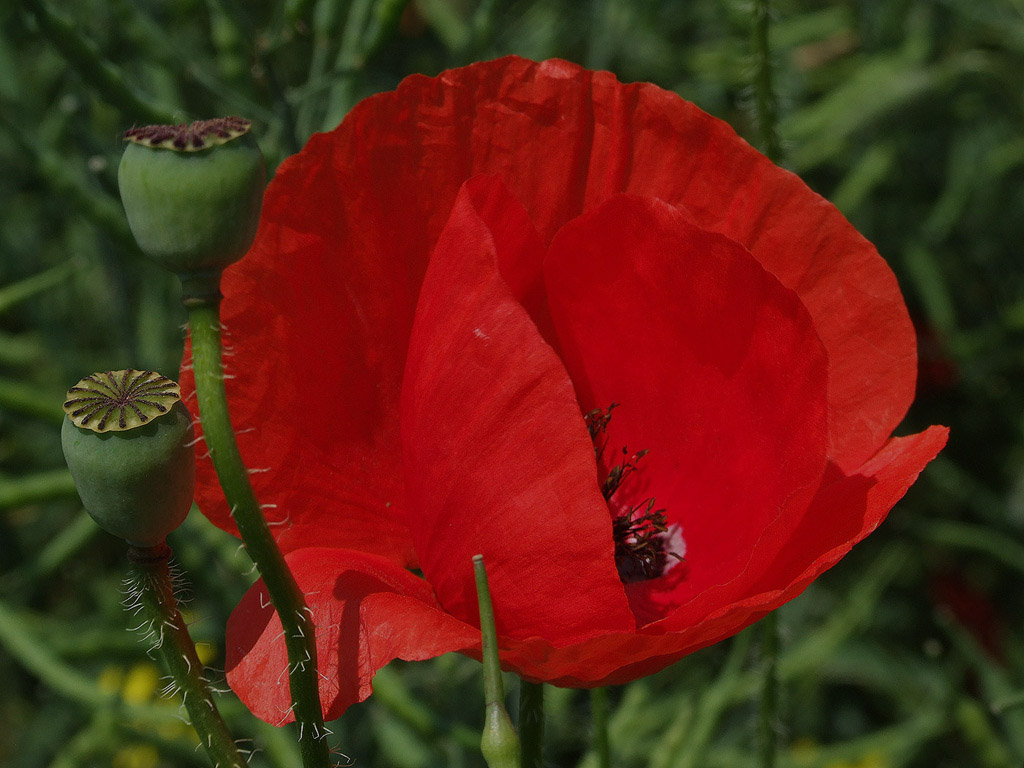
{"left": 61, "top": 370, "right": 195, "bottom": 547}
{"left": 481, "top": 703, "right": 522, "bottom": 768}
{"left": 473, "top": 555, "right": 523, "bottom": 768}
{"left": 117, "top": 117, "right": 265, "bottom": 300}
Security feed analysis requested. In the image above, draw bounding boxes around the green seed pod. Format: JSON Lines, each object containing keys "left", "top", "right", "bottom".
{"left": 61, "top": 370, "right": 196, "bottom": 547}
{"left": 117, "top": 117, "right": 265, "bottom": 300}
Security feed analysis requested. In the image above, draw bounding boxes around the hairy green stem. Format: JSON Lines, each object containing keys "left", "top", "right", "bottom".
{"left": 591, "top": 687, "right": 610, "bottom": 768}
{"left": 519, "top": 679, "right": 545, "bottom": 768}
{"left": 128, "top": 544, "right": 245, "bottom": 768}
{"left": 187, "top": 300, "right": 331, "bottom": 768}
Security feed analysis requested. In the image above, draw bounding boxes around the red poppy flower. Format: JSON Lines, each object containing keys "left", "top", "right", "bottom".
{"left": 181, "top": 56, "right": 947, "bottom": 722}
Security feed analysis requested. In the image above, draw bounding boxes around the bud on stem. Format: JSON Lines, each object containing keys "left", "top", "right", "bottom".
{"left": 118, "top": 117, "right": 265, "bottom": 301}
{"left": 61, "top": 370, "right": 194, "bottom": 546}
{"left": 473, "top": 554, "right": 522, "bottom": 768}
{"left": 118, "top": 117, "right": 331, "bottom": 768}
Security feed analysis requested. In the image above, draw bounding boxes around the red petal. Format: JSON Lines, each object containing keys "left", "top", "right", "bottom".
{"left": 179, "top": 135, "right": 419, "bottom": 562}
{"left": 184, "top": 55, "right": 916, "bottom": 562}
{"left": 400, "top": 178, "right": 634, "bottom": 643}
{"left": 497, "top": 429, "right": 948, "bottom": 688}
{"left": 496, "top": 597, "right": 773, "bottom": 686}
{"left": 545, "top": 195, "right": 829, "bottom": 625}
{"left": 372, "top": 56, "right": 913, "bottom": 470}
{"left": 226, "top": 548, "right": 478, "bottom": 722}
{"left": 460, "top": 176, "right": 546, "bottom": 315}
{"left": 752, "top": 424, "right": 949, "bottom": 597}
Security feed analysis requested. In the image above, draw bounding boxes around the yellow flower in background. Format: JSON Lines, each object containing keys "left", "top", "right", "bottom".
{"left": 824, "top": 751, "right": 888, "bottom": 768}
{"left": 791, "top": 738, "right": 888, "bottom": 768}
{"left": 123, "top": 663, "right": 161, "bottom": 704}
{"left": 95, "top": 659, "right": 213, "bottom": 748}
{"left": 97, "top": 665, "right": 124, "bottom": 695}
{"left": 854, "top": 753, "right": 887, "bottom": 768}
{"left": 112, "top": 744, "right": 160, "bottom": 768}
{"left": 194, "top": 640, "right": 217, "bottom": 666}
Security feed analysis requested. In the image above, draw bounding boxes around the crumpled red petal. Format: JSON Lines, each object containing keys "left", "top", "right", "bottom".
{"left": 225, "top": 547, "right": 478, "bottom": 723}
{"left": 752, "top": 424, "right": 950, "bottom": 597}
{"left": 400, "top": 177, "right": 634, "bottom": 643}
{"left": 183, "top": 55, "right": 914, "bottom": 557}
{"left": 371, "top": 56, "right": 912, "bottom": 470}
{"left": 178, "top": 137, "right": 420, "bottom": 563}
{"left": 545, "top": 195, "right": 829, "bottom": 626}
{"left": 185, "top": 57, "right": 946, "bottom": 711}
{"left": 487, "top": 427, "right": 948, "bottom": 688}
{"left": 225, "top": 427, "right": 947, "bottom": 712}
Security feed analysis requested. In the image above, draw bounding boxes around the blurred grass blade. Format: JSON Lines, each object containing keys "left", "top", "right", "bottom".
{"left": 0, "top": 377, "right": 66, "bottom": 423}
{"left": 415, "top": 0, "right": 470, "bottom": 51}
{"left": 0, "top": 330, "right": 48, "bottom": 367}
{"left": 0, "top": 260, "right": 76, "bottom": 315}
{"left": 14, "top": 513, "right": 99, "bottom": 584}
{"left": 0, "top": 469, "right": 78, "bottom": 508}
{"left": 23, "top": 0, "right": 174, "bottom": 124}
{"left": 913, "top": 519, "right": 1024, "bottom": 578}
{"left": 670, "top": 630, "right": 752, "bottom": 768}
{"left": 939, "top": 609, "right": 1024, "bottom": 759}
{"left": 903, "top": 242, "right": 958, "bottom": 336}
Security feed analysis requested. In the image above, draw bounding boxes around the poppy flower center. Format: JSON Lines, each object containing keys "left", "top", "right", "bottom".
{"left": 63, "top": 369, "right": 181, "bottom": 432}
{"left": 585, "top": 404, "right": 685, "bottom": 584}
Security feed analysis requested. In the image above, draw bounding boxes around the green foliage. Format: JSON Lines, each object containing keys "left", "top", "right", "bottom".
{"left": 1, "top": 0, "right": 1022, "bottom": 766}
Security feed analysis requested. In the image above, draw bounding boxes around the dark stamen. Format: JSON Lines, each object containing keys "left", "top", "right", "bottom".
{"left": 612, "top": 499, "right": 683, "bottom": 583}
{"left": 586, "top": 403, "right": 683, "bottom": 584}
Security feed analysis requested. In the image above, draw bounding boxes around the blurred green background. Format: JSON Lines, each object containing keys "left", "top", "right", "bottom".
{"left": 1, "top": 0, "right": 1023, "bottom": 766}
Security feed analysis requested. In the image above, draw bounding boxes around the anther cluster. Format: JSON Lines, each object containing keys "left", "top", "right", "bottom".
{"left": 585, "top": 404, "right": 684, "bottom": 584}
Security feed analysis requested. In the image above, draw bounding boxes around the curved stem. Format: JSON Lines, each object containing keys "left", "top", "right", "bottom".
{"left": 187, "top": 299, "right": 331, "bottom": 768}
{"left": 519, "top": 679, "right": 545, "bottom": 768}
{"left": 591, "top": 687, "right": 610, "bottom": 768}
{"left": 128, "top": 544, "right": 245, "bottom": 768}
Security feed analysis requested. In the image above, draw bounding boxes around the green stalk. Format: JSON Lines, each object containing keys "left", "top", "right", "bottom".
{"left": 127, "top": 544, "right": 245, "bottom": 768}
{"left": 474, "top": 555, "right": 521, "bottom": 768}
{"left": 751, "top": 0, "right": 782, "bottom": 164}
{"left": 591, "top": 687, "right": 610, "bottom": 768}
{"left": 187, "top": 300, "right": 331, "bottom": 768}
{"left": 751, "top": 3, "right": 782, "bottom": 764}
{"left": 519, "top": 680, "right": 545, "bottom": 768}
{"left": 672, "top": 631, "right": 752, "bottom": 768}
{"left": 758, "top": 612, "right": 779, "bottom": 768}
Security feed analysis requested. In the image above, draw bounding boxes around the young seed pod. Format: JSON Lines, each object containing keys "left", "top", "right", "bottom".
{"left": 61, "top": 370, "right": 196, "bottom": 547}
{"left": 118, "top": 117, "right": 265, "bottom": 300}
